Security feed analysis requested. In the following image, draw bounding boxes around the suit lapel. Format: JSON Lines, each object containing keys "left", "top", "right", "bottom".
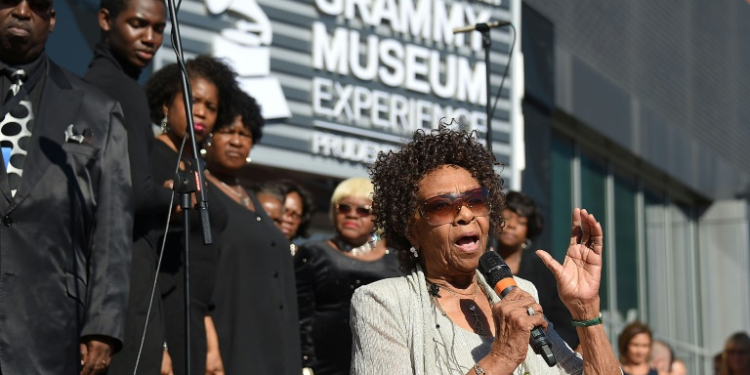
{"left": 10, "top": 61, "right": 82, "bottom": 209}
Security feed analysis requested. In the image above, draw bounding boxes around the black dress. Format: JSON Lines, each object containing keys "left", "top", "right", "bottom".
{"left": 295, "top": 240, "right": 402, "bottom": 375}
{"left": 84, "top": 42, "right": 174, "bottom": 375}
{"left": 151, "top": 141, "right": 226, "bottom": 375}
{"left": 210, "top": 186, "right": 302, "bottom": 375}
{"left": 516, "top": 251, "right": 580, "bottom": 349}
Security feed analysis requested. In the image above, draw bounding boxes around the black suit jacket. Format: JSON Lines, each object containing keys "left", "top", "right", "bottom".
{"left": 0, "top": 59, "right": 132, "bottom": 375}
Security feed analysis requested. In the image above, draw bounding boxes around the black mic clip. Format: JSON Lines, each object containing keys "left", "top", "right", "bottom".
{"left": 427, "top": 283, "right": 441, "bottom": 298}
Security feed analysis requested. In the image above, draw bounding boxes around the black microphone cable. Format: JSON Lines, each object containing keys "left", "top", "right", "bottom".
{"left": 132, "top": 134, "right": 190, "bottom": 375}
{"left": 490, "top": 23, "right": 516, "bottom": 122}
{"left": 132, "top": 0, "right": 199, "bottom": 373}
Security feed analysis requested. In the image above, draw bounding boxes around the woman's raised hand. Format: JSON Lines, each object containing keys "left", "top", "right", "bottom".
{"left": 535, "top": 208, "right": 603, "bottom": 319}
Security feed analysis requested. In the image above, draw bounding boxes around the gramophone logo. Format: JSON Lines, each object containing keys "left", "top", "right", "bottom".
{"left": 206, "top": 0, "right": 291, "bottom": 120}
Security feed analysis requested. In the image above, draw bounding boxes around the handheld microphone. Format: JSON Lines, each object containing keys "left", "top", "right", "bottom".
{"left": 478, "top": 251, "right": 557, "bottom": 367}
{"left": 453, "top": 21, "right": 511, "bottom": 34}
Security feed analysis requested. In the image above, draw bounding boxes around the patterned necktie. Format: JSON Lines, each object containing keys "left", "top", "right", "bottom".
{"left": 1, "top": 67, "right": 34, "bottom": 196}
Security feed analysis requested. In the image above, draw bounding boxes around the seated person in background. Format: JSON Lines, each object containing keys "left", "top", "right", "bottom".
{"left": 619, "top": 321, "right": 658, "bottom": 375}
{"left": 719, "top": 332, "right": 750, "bottom": 375}
{"left": 497, "top": 191, "right": 579, "bottom": 349}
{"left": 254, "top": 181, "right": 286, "bottom": 232}
{"left": 671, "top": 358, "right": 687, "bottom": 375}
{"left": 650, "top": 339, "right": 673, "bottom": 375}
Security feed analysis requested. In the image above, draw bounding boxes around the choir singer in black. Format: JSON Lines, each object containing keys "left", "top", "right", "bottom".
{"left": 0, "top": 0, "right": 132, "bottom": 374}
{"left": 84, "top": 0, "right": 172, "bottom": 373}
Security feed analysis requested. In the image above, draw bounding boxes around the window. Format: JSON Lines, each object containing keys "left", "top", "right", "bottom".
{"left": 550, "top": 134, "right": 574, "bottom": 261}
{"left": 614, "top": 173, "right": 638, "bottom": 323}
{"left": 580, "top": 152, "right": 608, "bottom": 311}
{"left": 548, "top": 130, "right": 704, "bottom": 369}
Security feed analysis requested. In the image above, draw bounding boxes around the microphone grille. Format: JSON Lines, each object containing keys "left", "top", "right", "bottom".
{"left": 478, "top": 251, "right": 513, "bottom": 286}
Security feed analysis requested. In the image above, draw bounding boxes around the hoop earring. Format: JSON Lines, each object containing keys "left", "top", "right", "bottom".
{"left": 160, "top": 113, "right": 169, "bottom": 134}
{"left": 409, "top": 246, "right": 419, "bottom": 258}
{"left": 522, "top": 239, "right": 532, "bottom": 249}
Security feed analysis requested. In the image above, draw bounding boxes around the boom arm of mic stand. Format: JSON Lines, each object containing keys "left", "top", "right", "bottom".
{"left": 166, "top": 0, "right": 212, "bottom": 245}
{"left": 479, "top": 26, "right": 492, "bottom": 153}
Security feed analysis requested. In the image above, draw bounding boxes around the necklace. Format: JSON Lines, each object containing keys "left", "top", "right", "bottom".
{"left": 350, "top": 242, "right": 375, "bottom": 256}
{"left": 330, "top": 235, "right": 377, "bottom": 256}
{"left": 219, "top": 180, "right": 251, "bottom": 207}
{"left": 428, "top": 281, "right": 489, "bottom": 336}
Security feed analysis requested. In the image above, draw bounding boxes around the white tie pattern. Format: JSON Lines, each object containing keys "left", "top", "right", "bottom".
{"left": 1, "top": 68, "right": 34, "bottom": 196}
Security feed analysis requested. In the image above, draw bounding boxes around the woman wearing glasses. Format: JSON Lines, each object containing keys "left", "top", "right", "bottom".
{"left": 350, "top": 126, "right": 621, "bottom": 375}
{"left": 295, "top": 177, "right": 401, "bottom": 375}
{"left": 719, "top": 332, "right": 750, "bottom": 375}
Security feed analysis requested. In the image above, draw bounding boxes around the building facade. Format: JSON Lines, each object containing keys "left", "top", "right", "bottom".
{"left": 521, "top": 1, "right": 750, "bottom": 373}
{"left": 49, "top": 0, "right": 750, "bottom": 373}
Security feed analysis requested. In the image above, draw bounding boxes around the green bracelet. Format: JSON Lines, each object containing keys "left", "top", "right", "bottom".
{"left": 572, "top": 312, "right": 603, "bottom": 327}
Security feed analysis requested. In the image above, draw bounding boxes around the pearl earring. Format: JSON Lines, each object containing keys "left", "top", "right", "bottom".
{"left": 160, "top": 113, "right": 169, "bottom": 134}
{"left": 410, "top": 246, "right": 419, "bottom": 258}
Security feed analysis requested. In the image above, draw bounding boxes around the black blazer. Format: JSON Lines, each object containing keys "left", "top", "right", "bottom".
{"left": 0, "top": 60, "right": 132, "bottom": 375}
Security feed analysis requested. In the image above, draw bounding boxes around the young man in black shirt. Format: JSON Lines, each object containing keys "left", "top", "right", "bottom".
{"left": 84, "top": 0, "right": 171, "bottom": 373}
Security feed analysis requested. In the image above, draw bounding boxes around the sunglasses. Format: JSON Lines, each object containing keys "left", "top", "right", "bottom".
{"left": 1, "top": 0, "right": 53, "bottom": 14}
{"left": 335, "top": 203, "right": 372, "bottom": 217}
{"left": 415, "top": 187, "right": 491, "bottom": 226}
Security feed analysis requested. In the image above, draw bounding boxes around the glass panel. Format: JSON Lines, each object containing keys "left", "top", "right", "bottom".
{"left": 614, "top": 172, "right": 639, "bottom": 324}
{"left": 580, "top": 152, "right": 608, "bottom": 310}
{"left": 550, "top": 134, "right": 573, "bottom": 262}
{"left": 644, "top": 188, "right": 668, "bottom": 339}
{"left": 670, "top": 203, "right": 696, "bottom": 345}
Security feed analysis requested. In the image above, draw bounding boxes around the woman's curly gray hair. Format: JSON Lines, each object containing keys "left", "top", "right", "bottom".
{"left": 368, "top": 126, "right": 506, "bottom": 272}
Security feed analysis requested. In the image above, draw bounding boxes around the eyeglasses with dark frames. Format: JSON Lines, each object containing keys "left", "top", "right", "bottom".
{"left": 415, "top": 187, "right": 491, "bottom": 226}
{"left": 283, "top": 210, "right": 302, "bottom": 221}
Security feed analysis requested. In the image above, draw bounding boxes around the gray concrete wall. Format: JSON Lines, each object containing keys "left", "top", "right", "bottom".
{"left": 524, "top": 0, "right": 750, "bottom": 200}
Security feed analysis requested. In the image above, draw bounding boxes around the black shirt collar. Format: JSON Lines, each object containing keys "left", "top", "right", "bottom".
{"left": 0, "top": 52, "right": 46, "bottom": 79}
{"left": 91, "top": 42, "right": 143, "bottom": 80}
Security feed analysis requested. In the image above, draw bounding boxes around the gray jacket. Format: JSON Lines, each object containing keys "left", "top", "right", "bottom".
{"left": 350, "top": 264, "right": 584, "bottom": 375}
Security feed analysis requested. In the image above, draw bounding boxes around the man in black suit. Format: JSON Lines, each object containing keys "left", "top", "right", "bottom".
{"left": 0, "top": 1, "right": 132, "bottom": 374}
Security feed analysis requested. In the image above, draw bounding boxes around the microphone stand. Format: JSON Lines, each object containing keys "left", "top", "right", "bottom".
{"left": 165, "top": 0, "right": 214, "bottom": 374}
{"left": 475, "top": 23, "right": 493, "bottom": 153}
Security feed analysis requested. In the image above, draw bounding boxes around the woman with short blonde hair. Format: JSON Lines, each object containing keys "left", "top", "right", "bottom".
{"left": 296, "top": 177, "right": 401, "bottom": 375}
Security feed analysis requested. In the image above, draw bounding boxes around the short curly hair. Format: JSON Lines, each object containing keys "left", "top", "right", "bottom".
{"left": 505, "top": 191, "right": 544, "bottom": 240}
{"left": 368, "top": 126, "right": 506, "bottom": 272}
{"left": 146, "top": 55, "right": 238, "bottom": 130}
{"left": 100, "top": 0, "right": 129, "bottom": 18}
{"left": 214, "top": 88, "right": 264, "bottom": 143}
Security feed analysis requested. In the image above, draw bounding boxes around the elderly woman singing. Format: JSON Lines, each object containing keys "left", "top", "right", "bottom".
{"left": 351, "top": 126, "right": 621, "bottom": 375}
